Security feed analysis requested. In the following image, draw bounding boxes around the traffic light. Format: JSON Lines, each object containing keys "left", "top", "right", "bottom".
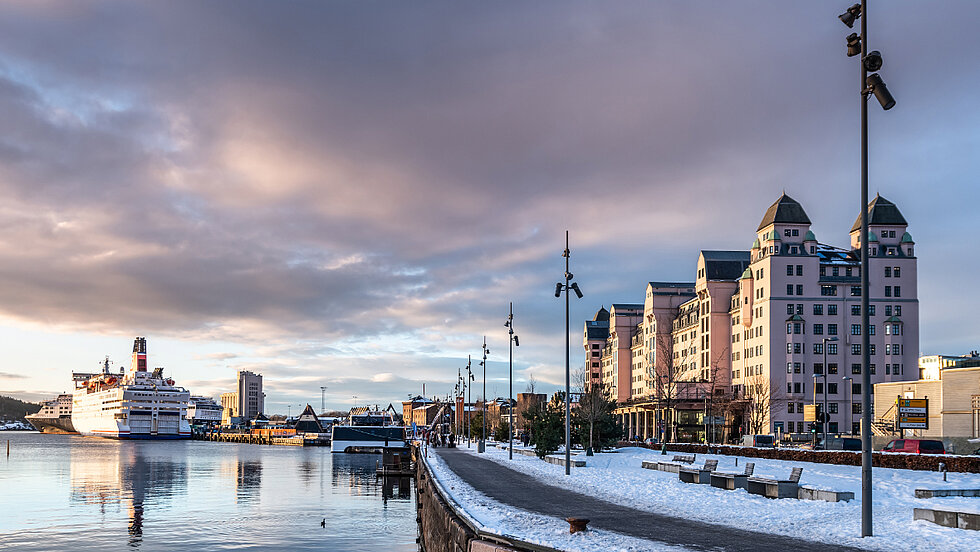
{"left": 809, "top": 422, "right": 817, "bottom": 434}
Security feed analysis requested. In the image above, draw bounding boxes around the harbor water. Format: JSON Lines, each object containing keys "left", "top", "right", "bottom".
{"left": 0, "top": 432, "right": 417, "bottom": 551}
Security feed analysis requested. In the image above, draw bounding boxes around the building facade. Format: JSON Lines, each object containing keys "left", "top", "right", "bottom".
{"left": 236, "top": 370, "right": 265, "bottom": 421}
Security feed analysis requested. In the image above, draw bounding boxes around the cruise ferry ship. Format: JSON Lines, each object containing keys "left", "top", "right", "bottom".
{"left": 25, "top": 394, "right": 76, "bottom": 433}
{"left": 72, "top": 337, "right": 191, "bottom": 439}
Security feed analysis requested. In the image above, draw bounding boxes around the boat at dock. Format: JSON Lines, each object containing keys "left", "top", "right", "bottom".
{"left": 330, "top": 406, "right": 405, "bottom": 453}
{"left": 26, "top": 394, "right": 76, "bottom": 434}
{"left": 71, "top": 337, "right": 190, "bottom": 439}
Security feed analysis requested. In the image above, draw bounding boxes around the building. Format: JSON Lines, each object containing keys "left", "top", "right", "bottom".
{"left": 237, "top": 371, "right": 264, "bottom": 420}
{"left": 220, "top": 392, "right": 238, "bottom": 425}
{"left": 187, "top": 396, "right": 222, "bottom": 426}
{"left": 587, "top": 192, "right": 920, "bottom": 443}
{"left": 918, "top": 352, "right": 980, "bottom": 381}
{"left": 513, "top": 393, "right": 546, "bottom": 433}
{"left": 729, "top": 193, "right": 918, "bottom": 437}
{"left": 402, "top": 395, "right": 433, "bottom": 423}
{"left": 874, "top": 365, "right": 980, "bottom": 443}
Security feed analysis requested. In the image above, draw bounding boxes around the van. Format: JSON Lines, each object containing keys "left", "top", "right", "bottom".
{"left": 822, "top": 437, "right": 862, "bottom": 451}
{"left": 881, "top": 439, "right": 946, "bottom": 454}
{"left": 741, "top": 434, "right": 775, "bottom": 448}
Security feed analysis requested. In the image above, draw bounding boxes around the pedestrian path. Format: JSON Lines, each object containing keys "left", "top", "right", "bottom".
{"left": 435, "top": 447, "right": 862, "bottom": 552}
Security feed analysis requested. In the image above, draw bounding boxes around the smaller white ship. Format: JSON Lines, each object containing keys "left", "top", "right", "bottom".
{"left": 71, "top": 337, "right": 190, "bottom": 439}
{"left": 25, "top": 394, "right": 76, "bottom": 433}
{"left": 330, "top": 406, "right": 405, "bottom": 453}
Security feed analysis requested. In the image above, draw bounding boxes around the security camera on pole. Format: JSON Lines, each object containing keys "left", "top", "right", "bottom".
{"left": 838, "top": 1, "right": 896, "bottom": 537}
{"left": 555, "top": 230, "right": 583, "bottom": 475}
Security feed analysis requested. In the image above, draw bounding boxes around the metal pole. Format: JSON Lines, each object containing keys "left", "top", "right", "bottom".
{"left": 467, "top": 355, "right": 472, "bottom": 448}
{"left": 860, "top": 0, "right": 873, "bottom": 537}
{"left": 564, "top": 231, "right": 571, "bottom": 475}
{"left": 509, "top": 302, "right": 514, "bottom": 460}
{"left": 482, "top": 336, "right": 487, "bottom": 452}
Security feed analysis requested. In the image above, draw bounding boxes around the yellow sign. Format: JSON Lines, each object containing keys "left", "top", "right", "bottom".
{"left": 897, "top": 398, "right": 929, "bottom": 429}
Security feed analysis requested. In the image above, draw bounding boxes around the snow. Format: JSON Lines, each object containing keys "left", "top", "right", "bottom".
{"left": 444, "top": 443, "right": 980, "bottom": 551}
{"left": 425, "top": 449, "right": 691, "bottom": 552}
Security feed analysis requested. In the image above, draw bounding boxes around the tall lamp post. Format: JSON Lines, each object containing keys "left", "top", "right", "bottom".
{"left": 465, "top": 356, "right": 474, "bottom": 448}
{"left": 479, "top": 337, "right": 490, "bottom": 453}
{"left": 555, "top": 230, "right": 584, "bottom": 475}
{"left": 505, "top": 303, "right": 520, "bottom": 460}
{"left": 839, "top": 1, "right": 896, "bottom": 538}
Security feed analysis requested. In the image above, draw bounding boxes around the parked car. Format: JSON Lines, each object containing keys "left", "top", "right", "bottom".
{"left": 643, "top": 437, "right": 659, "bottom": 446}
{"left": 821, "top": 437, "right": 862, "bottom": 451}
{"left": 881, "top": 439, "right": 946, "bottom": 454}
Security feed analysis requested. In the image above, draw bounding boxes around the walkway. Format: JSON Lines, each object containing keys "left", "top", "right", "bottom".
{"left": 435, "top": 447, "right": 863, "bottom": 552}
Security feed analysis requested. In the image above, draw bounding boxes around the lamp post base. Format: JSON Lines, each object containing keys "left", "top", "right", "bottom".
{"left": 478, "top": 440, "right": 485, "bottom": 453}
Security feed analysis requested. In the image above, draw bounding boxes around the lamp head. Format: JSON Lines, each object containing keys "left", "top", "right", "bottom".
{"left": 867, "top": 73, "right": 896, "bottom": 110}
{"left": 839, "top": 3, "right": 862, "bottom": 28}
{"left": 863, "top": 50, "right": 883, "bottom": 72}
{"left": 846, "top": 33, "right": 861, "bottom": 57}
{"left": 555, "top": 282, "right": 563, "bottom": 297}
{"left": 570, "top": 282, "right": 583, "bottom": 299}
{"left": 514, "top": 335, "right": 519, "bottom": 347}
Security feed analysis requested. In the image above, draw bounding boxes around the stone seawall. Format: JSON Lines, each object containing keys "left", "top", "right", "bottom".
{"left": 414, "top": 448, "right": 553, "bottom": 552}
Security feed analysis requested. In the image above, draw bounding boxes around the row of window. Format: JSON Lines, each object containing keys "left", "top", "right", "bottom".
{"left": 787, "top": 322, "right": 904, "bottom": 336}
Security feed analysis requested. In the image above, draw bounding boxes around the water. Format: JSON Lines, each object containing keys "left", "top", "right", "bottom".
{"left": 0, "top": 432, "right": 417, "bottom": 551}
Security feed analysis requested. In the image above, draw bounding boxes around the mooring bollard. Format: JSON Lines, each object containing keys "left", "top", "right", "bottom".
{"left": 566, "top": 517, "right": 590, "bottom": 534}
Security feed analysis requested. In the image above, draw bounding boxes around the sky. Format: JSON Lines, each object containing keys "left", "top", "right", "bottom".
{"left": 1, "top": 1, "right": 979, "bottom": 413}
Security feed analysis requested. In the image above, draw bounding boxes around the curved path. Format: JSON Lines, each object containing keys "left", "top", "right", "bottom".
{"left": 435, "top": 447, "right": 863, "bottom": 552}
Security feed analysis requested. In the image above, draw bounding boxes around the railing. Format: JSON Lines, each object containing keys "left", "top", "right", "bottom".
{"left": 871, "top": 402, "right": 897, "bottom": 436}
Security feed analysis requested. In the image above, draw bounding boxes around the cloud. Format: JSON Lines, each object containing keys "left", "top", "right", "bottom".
{"left": 0, "top": 372, "right": 28, "bottom": 380}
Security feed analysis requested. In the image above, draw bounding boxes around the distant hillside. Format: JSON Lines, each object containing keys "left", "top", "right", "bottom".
{"left": 0, "top": 395, "right": 40, "bottom": 421}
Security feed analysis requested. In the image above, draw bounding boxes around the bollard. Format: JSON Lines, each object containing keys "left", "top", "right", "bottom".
{"left": 939, "top": 462, "right": 947, "bottom": 482}
{"left": 735, "top": 457, "right": 738, "bottom": 467}
{"left": 660, "top": 443, "right": 667, "bottom": 455}
{"left": 566, "top": 517, "right": 590, "bottom": 534}
{"left": 6, "top": 439, "right": 9, "bottom": 457}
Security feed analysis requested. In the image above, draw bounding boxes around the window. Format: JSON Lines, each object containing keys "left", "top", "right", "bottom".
{"left": 828, "top": 344, "right": 838, "bottom": 355}
{"left": 794, "top": 323, "right": 802, "bottom": 335}
{"left": 820, "top": 266, "right": 826, "bottom": 276}
{"left": 794, "top": 362, "right": 802, "bottom": 373}
{"left": 787, "top": 383, "right": 792, "bottom": 393}
{"left": 794, "top": 343, "right": 802, "bottom": 354}
{"left": 814, "top": 324, "right": 824, "bottom": 335}
{"left": 787, "top": 323, "right": 793, "bottom": 335}
{"left": 895, "top": 305, "right": 902, "bottom": 316}
{"left": 885, "top": 344, "right": 891, "bottom": 355}
{"left": 787, "top": 265, "right": 794, "bottom": 276}
{"left": 787, "top": 284, "right": 794, "bottom": 295}
{"left": 885, "top": 305, "right": 892, "bottom": 316}
{"left": 796, "top": 284, "right": 803, "bottom": 295}
{"left": 852, "top": 305, "right": 861, "bottom": 316}
{"left": 869, "top": 344, "right": 876, "bottom": 355}
{"left": 885, "top": 286, "right": 892, "bottom": 297}
{"left": 797, "top": 304, "right": 804, "bottom": 315}
{"left": 815, "top": 382, "right": 823, "bottom": 394}
{"left": 851, "top": 344, "right": 861, "bottom": 355}
{"left": 813, "top": 304, "right": 823, "bottom": 315}
{"left": 829, "top": 362, "right": 838, "bottom": 374}
{"left": 828, "top": 382, "right": 838, "bottom": 395}
{"left": 788, "top": 402, "right": 795, "bottom": 413}
{"left": 814, "top": 362, "right": 824, "bottom": 374}
{"left": 828, "top": 402, "right": 838, "bottom": 414}
{"left": 813, "top": 343, "right": 824, "bottom": 354}
{"left": 828, "top": 305, "right": 838, "bottom": 316}
{"left": 851, "top": 324, "right": 862, "bottom": 335}
{"left": 821, "top": 285, "right": 837, "bottom": 296}
{"left": 787, "top": 304, "right": 795, "bottom": 315}
{"left": 794, "top": 382, "right": 802, "bottom": 394}
{"left": 796, "top": 265, "right": 803, "bottom": 276}
{"left": 870, "top": 363, "right": 876, "bottom": 374}
{"left": 785, "top": 229, "right": 792, "bottom": 237}
{"left": 793, "top": 229, "right": 799, "bottom": 237}
{"left": 869, "top": 325, "right": 875, "bottom": 336}
{"left": 787, "top": 343, "right": 793, "bottom": 354}
{"left": 895, "top": 286, "right": 901, "bottom": 298}
{"left": 853, "top": 403, "right": 862, "bottom": 414}
{"left": 852, "top": 363, "right": 861, "bottom": 374}
{"left": 869, "top": 305, "right": 876, "bottom": 316}
{"left": 894, "top": 267, "right": 901, "bottom": 277}
{"left": 851, "top": 286, "right": 862, "bottom": 297}
{"left": 832, "top": 267, "right": 840, "bottom": 277}
{"left": 884, "top": 267, "right": 891, "bottom": 277}
{"left": 828, "top": 324, "right": 838, "bottom": 336}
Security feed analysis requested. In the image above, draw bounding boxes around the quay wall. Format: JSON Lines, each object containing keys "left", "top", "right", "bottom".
{"left": 622, "top": 442, "right": 980, "bottom": 473}
{"left": 414, "top": 447, "right": 554, "bottom": 552}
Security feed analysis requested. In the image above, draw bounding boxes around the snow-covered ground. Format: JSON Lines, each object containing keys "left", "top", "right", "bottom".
{"left": 445, "top": 443, "right": 980, "bottom": 552}
{"left": 425, "top": 449, "right": 691, "bottom": 551}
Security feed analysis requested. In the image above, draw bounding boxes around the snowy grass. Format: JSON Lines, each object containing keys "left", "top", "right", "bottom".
{"left": 424, "top": 448, "right": 691, "bottom": 551}
{"left": 456, "top": 443, "right": 980, "bottom": 551}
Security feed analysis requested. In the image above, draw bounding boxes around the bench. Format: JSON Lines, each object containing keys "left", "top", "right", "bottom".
{"left": 679, "top": 459, "right": 719, "bottom": 484}
{"left": 915, "top": 488, "right": 980, "bottom": 499}
{"left": 709, "top": 462, "right": 755, "bottom": 490}
{"left": 672, "top": 454, "right": 696, "bottom": 464}
{"left": 797, "top": 487, "right": 854, "bottom": 502}
{"left": 747, "top": 467, "right": 803, "bottom": 499}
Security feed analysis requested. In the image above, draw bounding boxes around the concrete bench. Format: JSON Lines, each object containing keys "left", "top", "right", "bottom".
{"left": 544, "top": 455, "right": 586, "bottom": 468}
{"left": 797, "top": 487, "right": 854, "bottom": 502}
{"left": 914, "top": 508, "right": 980, "bottom": 531}
{"left": 915, "top": 488, "right": 980, "bottom": 499}
{"left": 747, "top": 467, "right": 803, "bottom": 499}
{"left": 710, "top": 462, "right": 755, "bottom": 490}
{"left": 672, "top": 454, "right": 696, "bottom": 464}
{"left": 679, "top": 459, "right": 719, "bottom": 484}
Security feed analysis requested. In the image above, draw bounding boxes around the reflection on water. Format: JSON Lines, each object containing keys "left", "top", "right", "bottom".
{"left": 0, "top": 433, "right": 417, "bottom": 551}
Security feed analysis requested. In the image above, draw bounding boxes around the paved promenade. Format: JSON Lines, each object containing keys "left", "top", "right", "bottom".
{"left": 435, "top": 447, "right": 863, "bottom": 552}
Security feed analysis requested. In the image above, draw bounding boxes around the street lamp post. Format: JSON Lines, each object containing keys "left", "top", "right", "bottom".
{"left": 505, "top": 303, "right": 520, "bottom": 460}
{"left": 465, "top": 356, "right": 474, "bottom": 448}
{"left": 555, "top": 230, "right": 584, "bottom": 475}
{"left": 839, "top": 1, "right": 896, "bottom": 537}
{"left": 480, "top": 337, "right": 490, "bottom": 453}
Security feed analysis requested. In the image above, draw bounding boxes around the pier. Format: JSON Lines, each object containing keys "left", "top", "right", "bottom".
{"left": 196, "top": 431, "right": 330, "bottom": 447}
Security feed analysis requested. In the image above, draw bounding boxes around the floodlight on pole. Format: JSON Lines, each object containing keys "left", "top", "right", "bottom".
{"left": 555, "top": 230, "right": 583, "bottom": 475}
{"left": 506, "top": 302, "right": 519, "bottom": 460}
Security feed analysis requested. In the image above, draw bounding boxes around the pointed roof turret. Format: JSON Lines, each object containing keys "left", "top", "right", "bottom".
{"left": 593, "top": 306, "right": 609, "bottom": 322}
{"left": 851, "top": 195, "right": 908, "bottom": 232}
{"left": 740, "top": 267, "right": 753, "bottom": 279}
{"left": 901, "top": 231, "right": 914, "bottom": 243}
{"left": 804, "top": 230, "right": 816, "bottom": 242}
{"left": 757, "top": 193, "right": 811, "bottom": 231}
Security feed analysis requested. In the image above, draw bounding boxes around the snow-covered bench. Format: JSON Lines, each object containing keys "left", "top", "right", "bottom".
{"left": 709, "top": 462, "right": 755, "bottom": 490}
{"left": 747, "top": 467, "right": 803, "bottom": 499}
{"left": 641, "top": 454, "right": 696, "bottom": 474}
{"left": 672, "top": 454, "right": 696, "bottom": 464}
{"left": 679, "top": 459, "right": 718, "bottom": 484}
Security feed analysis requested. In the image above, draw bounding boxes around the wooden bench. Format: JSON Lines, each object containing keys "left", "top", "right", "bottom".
{"left": 679, "top": 459, "right": 719, "bottom": 484}
{"left": 747, "top": 467, "right": 803, "bottom": 499}
{"left": 709, "top": 462, "right": 755, "bottom": 490}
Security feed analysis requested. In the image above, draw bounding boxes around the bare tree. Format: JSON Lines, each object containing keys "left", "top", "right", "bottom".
{"left": 525, "top": 374, "right": 537, "bottom": 394}
{"left": 744, "top": 372, "right": 785, "bottom": 435}
{"left": 574, "top": 367, "right": 615, "bottom": 454}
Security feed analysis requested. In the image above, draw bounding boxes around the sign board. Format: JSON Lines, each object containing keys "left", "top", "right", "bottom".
{"left": 896, "top": 398, "right": 928, "bottom": 430}
{"left": 803, "top": 404, "right": 818, "bottom": 422}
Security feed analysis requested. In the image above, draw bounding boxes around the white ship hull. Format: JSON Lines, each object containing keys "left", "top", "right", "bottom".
{"left": 73, "top": 387, "right": 191, "bottom": 440}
